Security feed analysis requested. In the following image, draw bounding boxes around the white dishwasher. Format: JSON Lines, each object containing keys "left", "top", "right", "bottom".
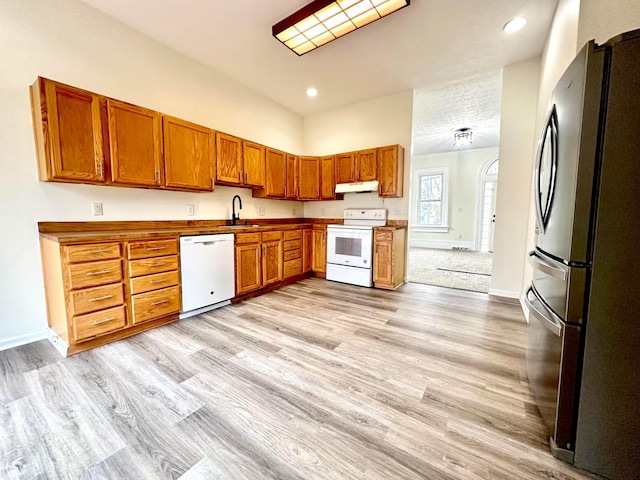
{"left": 179, "top": 233, "right": 235, "bottom": 319}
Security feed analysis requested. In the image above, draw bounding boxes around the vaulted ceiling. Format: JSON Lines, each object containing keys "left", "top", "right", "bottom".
{"left": 79, "top": 0, "right": 558, "bottom": 153}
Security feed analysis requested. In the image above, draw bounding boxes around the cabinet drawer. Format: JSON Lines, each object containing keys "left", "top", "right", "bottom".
{"left": 70, "top": 283, "right": 124, "bottom": 316}
{"left": 129, "top": 255, "right": 179, "bottom": 278}
{"left": 128, "top": 239, "right": 178, "bottom": 259}
{"left": 66, "top": 259, "right": 123, "bottom": 290}
{"left": 73, "top": 305, "right": 126, "bottom": 342}
{"left": 375, "top": 230, "right": 394, "bottom": 242}
{"left": 283, "top": 239, "right": 302, "bottom": 252}
{"left": 130, "top": 270, "right": 180, "bottom": 295}
{"left": 63, "top": 243, "right": 121, "bottom": 263}
{"left": 261, "top": 231, "right": 282, "bottom": 242}
{"left": 131, "top": 286, "right": 180, "bottom": 324}
{"left": 236, "top": 232, "right": 261, "bottom": 244}
{"left": 283, "top": 258, "right": 302, "bottom": 278}
{"left": 284, "top": 249, "right": 302, "bottom": 262}
{"left": 283, "top": 230, "right": 302, "bottom": 241}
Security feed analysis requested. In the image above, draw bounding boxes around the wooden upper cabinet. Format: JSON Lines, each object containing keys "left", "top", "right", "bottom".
{"left": 298, "top": 156, "right": 320, "bottom": 200}
{"left": 320, "top": 155, "right": 336, "bottom": 200}
{"left": 107, "top": 99, "right": 162, "bottom": 187}
{"left": 356, "top": 148, "right": 377, "bottom": 181}
{"left": 335, "top": 152, "right": 355, "bottom": 184}
{"left": 263, "top": 148, "right": 287, "bottom": 198}
{"left": 162, "top": 116, "right": 214, "bottom": 191}
{"left": 243, "top": 141, "right": 265, "bottom": 188}
{"left": 286, "top": 154, "right": 298, "bottom": 199}
{"left": 215, "top": 132, "right": 243, "bottom": 185}
{"left": 31, "top": 77, "right": 106, "bottom": 183}
{"left": 377, "top": 145, "right": 404, "bottom": 198}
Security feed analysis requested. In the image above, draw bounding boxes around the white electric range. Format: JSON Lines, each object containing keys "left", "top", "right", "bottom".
{"left": 326, "top": 208, "right": 387, "bottom": 287}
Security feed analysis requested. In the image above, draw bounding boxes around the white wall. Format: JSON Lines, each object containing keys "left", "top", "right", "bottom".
{"left": 303, "top": 91, "right": 413, "bottom": 221}
{"left": 409, "top": 148, "right": 498, "bottom": 249}
{"left": 491, "top": 57, "right": 541, "bottom": 298}
{"left": 578, "top": 0, "right": 640, "bottom": 48}
{"left": 0, "top": 0, "right": 305, "bottom": 348}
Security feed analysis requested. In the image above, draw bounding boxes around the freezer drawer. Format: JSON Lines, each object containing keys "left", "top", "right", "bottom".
{"left": 525, "top": 286, "right": 581, "bottom": 462}
{"left": 529, "top": 249, "right": 587, "bottom": 325}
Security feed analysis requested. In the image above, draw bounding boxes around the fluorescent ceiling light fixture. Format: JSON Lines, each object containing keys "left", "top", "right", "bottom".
{"left": 503, "top": 16, "right": 527, "bottom": 33}
{"left": 273, "top": 0, "right": 410, "bottom": 56}
{"left": 306, "top": 87, "right": 318, "bottom": 97}
{"left": 453, "top": 127, "right": 473, "bottom": 147}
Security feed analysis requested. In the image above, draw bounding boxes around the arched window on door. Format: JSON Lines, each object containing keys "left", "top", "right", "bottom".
{"left": 478, "top": 158, "right": 499, "bottom": 252}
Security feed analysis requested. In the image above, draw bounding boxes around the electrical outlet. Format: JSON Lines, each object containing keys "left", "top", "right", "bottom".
{"left": 259, "top": 207, "right": 265, "bottom": 216}
{"left": 291, "top": 208, "right": 297, "bottom": 216}
{"left": 394, "top": 208, "right": 401, "bottom": 215}
{"left": 187, "top": 205, "right": 195, "bottom": 216}
{"left": 321, "top": 208, "right": 326, "bottom": 216}
{"left": 92, "top": 202, "right": 103, "bottom": 216}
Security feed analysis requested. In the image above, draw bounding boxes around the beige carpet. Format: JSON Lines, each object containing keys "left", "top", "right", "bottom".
{"left": 407, "top": 247, "right": 493, "bottom": 293}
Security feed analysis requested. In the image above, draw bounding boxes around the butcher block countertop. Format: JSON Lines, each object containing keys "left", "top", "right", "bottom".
{"left": 38, "top": 219, "right": 409, "bottom": 243}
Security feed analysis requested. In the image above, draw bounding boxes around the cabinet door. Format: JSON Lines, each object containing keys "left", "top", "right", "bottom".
{"left": 378, "top": 145, "right": 404, "bottom": 197}
{"left": 264, "top": 148, "right": 287, "bottom": 198}
{"left": 163, "top": 116, "right": 214, "bottom": 191}
{"left": 303, "top": 229, "right": 312, "bottom": 272}
{"left": 373, "top": 241, "right": 393, "bottom": 284}
{"left": 262, "top": 240, "right": 283, "bottom": 286}
{"left": 216, "top": 132, "right": 243, "bottom": 185}
{"left": 286, "top": 154, "right": 298, "bottom": 199}
{"left": 335, "top": 152, "right": 355, "bottom": 184}
{"left": 321, "top": 155, "right": 336, "bottom": 200}
{"left": 298, "top": 156, "right": 320, "bottom": 200}
{"left": 312, "top": 227, "right": 327, "bottom": 274}
{"left": 243, "top": 141, "right": 265, "bottom": 187}
{"left": 235, "top": 243, "right": 261, "bottom": 294}
{"left": 35, "top": 78, "right": 106, "bottom": 183}
{"left": 356, "top": 148, "right": 377, "bottom": 181}
{"left": 108, "top": 99, "right": 162, "bottom": 187}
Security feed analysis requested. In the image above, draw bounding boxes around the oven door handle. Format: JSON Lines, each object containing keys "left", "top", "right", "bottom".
{"left": 524, "top": 286, "right": 563, "bottom": 337}
{"left": 528, "top": 250, "right": 567, "bottom": 281}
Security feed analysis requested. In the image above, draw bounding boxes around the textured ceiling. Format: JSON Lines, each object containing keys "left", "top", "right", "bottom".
{"left": 412, "top": 71, "right": 503, "bottom": 156}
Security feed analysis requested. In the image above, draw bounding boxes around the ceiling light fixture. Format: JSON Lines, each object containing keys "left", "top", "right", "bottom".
{"left": 273, "top": 0, "right": 410, "bottom": 56}
{"left": 503, "top": 16, "right": 527, "bottom": 33}
{"left": 306, "top": 87, "right": 318, "bottom": 97}
{"left": 453, "top": 128, "right": 473, "bottom": 147}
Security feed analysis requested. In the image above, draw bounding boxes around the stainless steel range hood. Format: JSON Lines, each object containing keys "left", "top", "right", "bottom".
{"left": 335, "top": 180, "right": 379, "bottom": 193}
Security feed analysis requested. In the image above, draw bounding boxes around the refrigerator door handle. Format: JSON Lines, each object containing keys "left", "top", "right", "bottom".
{"left": 525, "top": 286, "right": 563, "bottom": 337}
{"left": 534, "top": 105, "right": 559, "bottom": 234}
{"left": 528, "top": 251, "right": 567, "bottom": 281}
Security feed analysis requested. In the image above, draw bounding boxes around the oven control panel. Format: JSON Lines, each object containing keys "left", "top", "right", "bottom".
{"left": 343, "top": 208, "right": 387, "bottom": 220}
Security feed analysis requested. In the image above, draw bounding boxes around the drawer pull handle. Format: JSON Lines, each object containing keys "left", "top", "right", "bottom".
{"left": 151, "top": 299, "right": 169, "bottom": 306}
{"left": 146, "top": 246, "right": 166, "bottom": 251}
{"left": 87, "top": 269, "right": 111, "bottom": 276}
{"left": 89, "top": 295, "right": 114, "bottom": 302}
{"left": 149, "top": 262, "right": 167, "bottom": 267}
{"left": 149, "top": 279, "right": 167, "bottom": 284}
{"left": 85, "top": 249, "right": 110, "bottom": 254}
{"left": 91, "top": 317, "right": 115, "bottom": 326}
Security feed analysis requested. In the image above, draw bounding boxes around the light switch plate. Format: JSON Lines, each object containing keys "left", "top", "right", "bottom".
{"left": 92, "top": 202, "right": 103, "bottom": 216}
{"left": 259, "top": 207, "right": 265, "bottom": 216}
{"left": 187, "top": 205, "right": 195, "bottom": 216}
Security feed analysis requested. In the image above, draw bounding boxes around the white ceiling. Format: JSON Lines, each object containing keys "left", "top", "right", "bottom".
{"left": 78, "top": 0, "right": 557, "bottom": 153}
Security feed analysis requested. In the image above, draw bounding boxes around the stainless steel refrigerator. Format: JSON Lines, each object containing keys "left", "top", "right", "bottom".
{"left": 525, "top": 29, "right": 640, "bottom": 480}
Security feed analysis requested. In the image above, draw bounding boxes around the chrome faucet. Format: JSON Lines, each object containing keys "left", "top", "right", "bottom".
{"left": 232, "top": 194, "right": 243, "bottom": 225}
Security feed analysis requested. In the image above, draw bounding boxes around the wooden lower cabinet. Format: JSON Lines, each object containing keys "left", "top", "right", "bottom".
{"left": 283, "top": 229, "right": 303, "bottom": 279}
{"left": 311, "top": 225, "right": 327, "bottom": 277}
{"left": 39, "top": 236, "right": 180, "bottom": 356}
{"left": 303, "top": 228, "right": 313, "bottom": 273}
{"left": 235, "top": 231, "right": 283, "bottom": 294}
{"left": 373, "top": 227, "right": 406, "bottom": 290}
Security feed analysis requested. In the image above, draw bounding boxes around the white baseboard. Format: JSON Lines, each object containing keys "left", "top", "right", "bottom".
{"left": 410, "top": 239, "right": 476, "bottom": 250}
{"left": 0, "top": 329, "right": 49, "bottom": 352}
{"left": 488, "top": 288, "right": 520, "bottom": 299}
{"left": 520, "top": 294, "right": 530, "bottom": 324}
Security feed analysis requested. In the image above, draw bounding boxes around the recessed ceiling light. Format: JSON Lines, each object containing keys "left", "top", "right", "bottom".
{"left": 306, "top": 87, "right": 318, "bottom": 97}
{"left": 503, "top": 16, "right": 527, "bottom": 33}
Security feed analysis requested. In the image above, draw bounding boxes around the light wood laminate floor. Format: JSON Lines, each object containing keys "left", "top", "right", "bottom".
{"left": 1, "top": 278, "right": 600, "bottom": 480}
